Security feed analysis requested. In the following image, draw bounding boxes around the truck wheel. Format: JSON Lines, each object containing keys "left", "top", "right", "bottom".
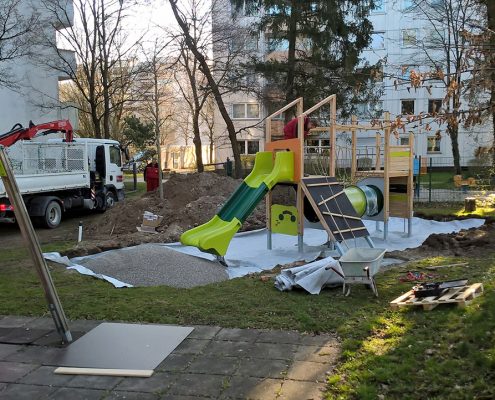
{"left": 43, "top": 201, "right": 62, "bottom": 228}
{"left": 106, "top": 192, "right": 116, "bottom": 208}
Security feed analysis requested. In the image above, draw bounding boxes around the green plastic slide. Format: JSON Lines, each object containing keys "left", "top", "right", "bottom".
{"left": 180, "top": 151, "right": 295, "bottom": 256}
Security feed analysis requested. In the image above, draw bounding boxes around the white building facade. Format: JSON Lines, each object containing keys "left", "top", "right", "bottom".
{"left": 0, "top": 0, "right": 77, "bottom": 134}
{"left": 212, "top": 0, "right": 492, "bottom": 168}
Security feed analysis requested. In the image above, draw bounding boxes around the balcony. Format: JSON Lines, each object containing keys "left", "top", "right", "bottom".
{"left": 57, "top": 49, "right": 76, "bottom": 81}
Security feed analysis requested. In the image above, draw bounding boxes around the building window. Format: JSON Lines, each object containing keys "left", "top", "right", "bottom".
{"left": 401, "top": 100, "right": 415, "bottom": 115}
{"left": 232, "top": 103, "right": 260, "bottom": 119}
{"left": 231, "top": 0, "right": 259, "bottom": 16}
{"left": 356, "top": 101, "right": 383, "bottom": 118}
{"left": 401, "top": 29, "right": 417, "bottom": 47}
{"left": 172, "top": 152, "right": 180, "bottom": 169}
{"left": 369, "top": 32, "right": 385, "bottom": 49}
{"left": 400, "top": 137, "right": 410, "bottom": 145}
{"left": 372, "top": 0, "right": 385, "bottom": 12}
{"left": 230, "top": 34, "right": 259, "bottom": 52}
{"left": 428, "top": 99, "right": 442, "bottom": 114}
{"left": 237, "top": 140, "right": 260, "bottom": 155}
{"left": 266, "top": 37, "right": 290, "bottom": 53}
{"left": 427, "top": 136, "right": 441, "bottom": 153}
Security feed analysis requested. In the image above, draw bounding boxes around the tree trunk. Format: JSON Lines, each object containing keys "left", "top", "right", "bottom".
{"left": 193, "top": 112, "right": 204, "bottom": 172}
{"left": 169, "top": 0, "right": 242, "bottom": 178}
{"left": 210, "top": 137, "right": 214, "bottom": 164}
{"left": 448, "top": 123, "right": 462, "bottom": 175}
{"left": 488, "top": 1, "right": 495, "bottom": 169}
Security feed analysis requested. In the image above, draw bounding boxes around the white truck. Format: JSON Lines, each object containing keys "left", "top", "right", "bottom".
{"left": 0, "top": 121, "right": 125, "bottom": 228}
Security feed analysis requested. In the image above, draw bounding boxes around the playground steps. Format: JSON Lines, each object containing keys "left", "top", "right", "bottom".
{"left": 390, "top": 283, "right": 484, "bottom": 311}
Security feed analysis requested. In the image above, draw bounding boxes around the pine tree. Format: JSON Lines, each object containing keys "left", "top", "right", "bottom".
{"left": 230, "top": 0, "right": 381, "bottom": 117}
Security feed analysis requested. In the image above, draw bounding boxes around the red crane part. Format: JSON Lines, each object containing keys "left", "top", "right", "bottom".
{"left": 0, "top": 120, "right": 74, "bottom": 147}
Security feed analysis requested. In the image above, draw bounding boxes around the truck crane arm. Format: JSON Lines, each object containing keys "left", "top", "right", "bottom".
{"left": 0, "top": 120, "right": 74, "bottom": 147}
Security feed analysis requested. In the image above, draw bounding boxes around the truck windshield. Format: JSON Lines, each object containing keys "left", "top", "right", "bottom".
{"left": 110, "top": 145, "right": 122, "bottom": 166}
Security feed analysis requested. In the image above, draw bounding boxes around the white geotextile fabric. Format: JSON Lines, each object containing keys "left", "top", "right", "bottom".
{"left": 274, "top": 257, "right": 343, "bottom": 294}
{"left": 43, "top": 252, "right": 132, "bottom": 288}
{"left": 43, "top": 217, "right": 484, "bottom": 288}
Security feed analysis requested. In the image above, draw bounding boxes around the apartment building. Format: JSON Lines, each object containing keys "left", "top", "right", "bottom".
{"left": 0, "top": 0, "right": 77, "bottom": 134}
{"left": 212, "top": 0, "right": 492, "bottom": 167}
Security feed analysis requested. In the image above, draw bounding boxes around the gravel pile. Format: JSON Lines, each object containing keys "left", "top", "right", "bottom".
{"left": 75, "top": 244, "right": 228, "bottom": 288}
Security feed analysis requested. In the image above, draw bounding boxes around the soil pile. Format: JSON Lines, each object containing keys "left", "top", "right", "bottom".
{"left": 387, "top": 220, "right": 495, "bottom": 260}
{"left": 81, "top": 172, "right": 295, "bottom": 252}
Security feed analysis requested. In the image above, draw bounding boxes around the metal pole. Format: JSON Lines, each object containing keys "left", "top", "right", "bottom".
{"left": 132, "top": 162, "right": 137, "bottom": 191}
{"left": 429, "top": 158, "right": 432, "bottom": 203}
{"left": 0, "top": 146, "right": 72, "bottom": 343}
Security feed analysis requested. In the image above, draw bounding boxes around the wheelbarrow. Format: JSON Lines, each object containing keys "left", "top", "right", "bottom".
{"left": 332, "top": 248, "right": 387, "bottom": 297}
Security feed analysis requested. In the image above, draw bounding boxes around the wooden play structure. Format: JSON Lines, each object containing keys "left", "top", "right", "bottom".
{"left": 181, "top": 94, "right": 415, "bottom": 258}
{"left": 265, "top": 95, "right": 415, "bottom": 250}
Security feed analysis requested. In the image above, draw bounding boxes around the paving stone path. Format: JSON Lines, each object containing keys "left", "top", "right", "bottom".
{"left": 0, "top": 316, "right": 340, "bottom": 400}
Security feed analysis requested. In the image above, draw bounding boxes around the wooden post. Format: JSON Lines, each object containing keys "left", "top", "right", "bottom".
{"left": 383, "top": 112, "right": 391, "bottom": 240}
{"left": 407, "top": 131, "right": 414, "bottom": 237}
{"left": 375, "top": 132, "right": 381, "bottom": 171}
{"left": 329, "top": 96, "right": 336, "bottom": 177}
{"left": 0, "top": 146, "right": 72, "bottom": 343}
{"left": 297, "top": 100, "right": 305, "bottom": 252}
{"left": 265, "top": 114, "right": 272, "bottom": 249}
{"left": 351, "top": 115, "right": 357, "bottom": 181}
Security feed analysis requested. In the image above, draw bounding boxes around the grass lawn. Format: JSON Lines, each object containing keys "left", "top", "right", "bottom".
{"left": 0, "top": 242, "right": 494, "bottom": 399}
{"left": 415, "top": 202, "right": 495, "bottom": 219}
{"left": 418, "top": 171, "right": 456, "bottom": 190}
{"left": 124, "top": 181, "right": 146, "bottom": 198}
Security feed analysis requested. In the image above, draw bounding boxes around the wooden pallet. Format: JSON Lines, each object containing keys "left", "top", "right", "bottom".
{"left": 390, "top": 283, "right": 484, "bottom": 311}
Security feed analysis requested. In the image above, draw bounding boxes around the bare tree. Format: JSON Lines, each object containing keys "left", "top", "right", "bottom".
{"left": 169, "top": 0, "right": 248, "bottom": 178}
{"left": 389, "top": 0, "right": 484, "bottom": 174}
{"left": 137, "top": 40, "right": 176, "bottom": 199}
{"left": 0, "top": 0, "right": 39, "bottom": 88}
{"left": 40, "top": 0, "right": 140, "bottom": 139}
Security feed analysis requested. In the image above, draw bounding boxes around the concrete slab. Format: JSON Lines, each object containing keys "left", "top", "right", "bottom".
{"left": 167, "top": 373, "right": 227, "bottom": 398}
{"left": 278, "top": 380, "right": 324, "bottom": 399}
{"left": 0, "top": 383, "right": 56, "bottom": 400}
{"left": 234, "top": 358, "right": 289, "bottom": 379}
{"left": 5, "top": 345, "right": 64, "bottom": 364}
{"left": 188, "top": 355, "right": 239, "bottom": 375}
{"left": 156, "top": 353, "right": 195, "bottom": 372}
{"left": 172, "top": 338, "right": 210, "bottom": 355}
{"left": 293, "top": 345, "right": 340, "bottom": 363}
{"left": 0, "top": 316, "right": 37, "bottom": 328}
{"left": 116, "top": 372, "right": 176, "bottom": 393}
{"left": 0, "top": 328, "right": 52, "bottom": 344}
{"left": 286, "top": 360, "right": 331, "bottom": 382}
{"left": 215, "top": 328, "right": 261, "bottom": 342}
{"left": 0, "top": 361, "right": 38, "bottom": 383}
{"left": 19, "top": 365, "right": 74, "bottom": 386}
{"left": 256, "top": 330, "right": 302, "bottom": 345}
{"left": 0, "top": 344, "right": 22, "bottom": 360}
{"left": 187, "top": 326, "right": 221, "bottom": 340}
{"left": 221, "top": 376, "right": 283, "bottom": 400}
{"left": 300, "top": 333, "right": 339, "bottom": 347}
{"left": 203, "top": 340, "right": 253, "bottom": 357}
{"left": 106, "top": 391, "right": 160, "bottom": 400}
{"left": 66, "top": 374, "right": 123, "bottom": 390}
{"left": 49, "top": 387, "right": 106, "bottom": 400}
{"left": 249, "top": 343, "right": 297, "bottom": 360}
{"left": 31, "top": 330, "right": 85, "bottom": 347}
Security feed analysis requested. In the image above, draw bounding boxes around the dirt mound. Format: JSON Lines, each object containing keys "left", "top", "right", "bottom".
{"left": 387, "top": 220, "right": 495, "bottom": 260}
{"left": 83, "top": 172, "right": 295, "bottom": 250}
